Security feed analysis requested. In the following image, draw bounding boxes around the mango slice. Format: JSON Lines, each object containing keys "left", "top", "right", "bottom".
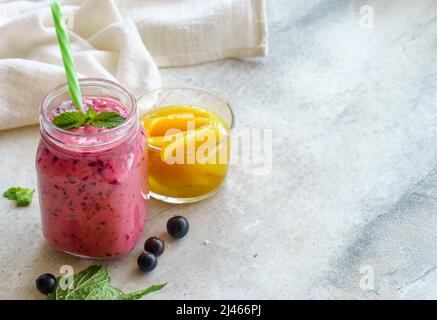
{"left": 160, "top": 126, "right": 223, "bottom": 162}
{"left": 143, "top": 105, "right": 211, "bottom": 119}
{"left": 142, "top": 104, "right": 231, "bottom": 199}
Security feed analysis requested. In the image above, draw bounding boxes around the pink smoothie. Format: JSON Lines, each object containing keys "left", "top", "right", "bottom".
{"left": 36, "top": 96, "right": 148, "bottom": 258}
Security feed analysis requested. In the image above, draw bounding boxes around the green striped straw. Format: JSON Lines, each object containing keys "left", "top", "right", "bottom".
{"left": 50, "top": 1, "right": 83, "bottom": 111}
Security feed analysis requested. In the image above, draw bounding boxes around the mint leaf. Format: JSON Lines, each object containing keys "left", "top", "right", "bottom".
{"left": 85, "top": 286, "right": 125, "bottom": 300}
{"left": 123, "top": 283, "right": 167, "bottom": 300}
{"left": 3, "top": 187, "right": 35, "bottom": 206}
{"left": 92, "top": 112, "right": 125, "bottom": 128}
{"left": 84, "top": 107, "right": 97, "bottom": 126}
{"left": 47, "top": 265, "right": 165, "bottom": 300}
{"left": 48, "top": 265, "right": 110, "bottom": 300}
{"left": 52, "top": 111, "right": 86, "bottom": 129}
{"left": 51, "top": 108, "right": 125, "bottom": 129}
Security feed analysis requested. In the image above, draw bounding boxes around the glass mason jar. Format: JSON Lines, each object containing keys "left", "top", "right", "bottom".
{"left": 36, "top": 78, "right": 148, "bottom": 259}
{"left": 138, "top": 87, "right": 234, "bottom": 204}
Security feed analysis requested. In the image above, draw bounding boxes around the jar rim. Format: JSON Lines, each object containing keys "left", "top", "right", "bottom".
{"left": 40, "top": 78, "right": 138, "bottom": 149}
{"left": 41, "top": 78, "right": 137, "bottom": 136}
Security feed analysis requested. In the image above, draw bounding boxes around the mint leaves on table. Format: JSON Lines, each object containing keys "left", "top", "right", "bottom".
{"left": 3, "top": 187, "right": 35, "bottom": 206}
{"left": 47, "top": 265, "right": 166, "bottom": 300}
{"left": 52, "top": 107, "right": 125, "bottom": 129}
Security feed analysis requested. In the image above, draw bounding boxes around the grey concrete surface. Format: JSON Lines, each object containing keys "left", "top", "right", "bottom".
{"left": 1, "top": 0, "right": 437, "bottom": 299}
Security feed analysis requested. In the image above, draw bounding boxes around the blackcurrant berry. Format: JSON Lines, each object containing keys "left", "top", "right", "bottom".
{"left": 35, "top": 273, "right": 57, "bottom": 295}
{"left": 144, "top": 237, "right": 165, "bottom": 257}
{"left": 167, "top": 216, "right": 189, "bottom": 239}
{"left": 137, "top": 252, "right": 158, "bottom": 272}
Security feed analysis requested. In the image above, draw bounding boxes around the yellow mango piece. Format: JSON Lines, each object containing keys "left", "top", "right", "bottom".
{"left": 160, "top": 126, "right": 223, "bottom": 163}
{"left": 143, "top": 105, "right": 211, "bottom": 119}
{"left": 147, "top": 135, "right": 175, "bottom": 149}
{"left": 150, "top": 116, "right": 210, "bottom": 137}
{"left": 142, "top": 104, "right": 231, "bottom": 199}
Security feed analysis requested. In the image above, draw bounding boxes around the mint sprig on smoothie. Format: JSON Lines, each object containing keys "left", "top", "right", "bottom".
{"left": 52, "top": 107, "right": 125, "bottom": 129}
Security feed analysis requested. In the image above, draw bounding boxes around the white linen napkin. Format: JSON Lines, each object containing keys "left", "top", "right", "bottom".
{"left": 0, "top": 0, "right": 268, "bottom": 131}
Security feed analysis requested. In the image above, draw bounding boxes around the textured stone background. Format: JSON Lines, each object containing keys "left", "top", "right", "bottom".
{"left": 1, "top": 0, "right": 437, "bottom": 299}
